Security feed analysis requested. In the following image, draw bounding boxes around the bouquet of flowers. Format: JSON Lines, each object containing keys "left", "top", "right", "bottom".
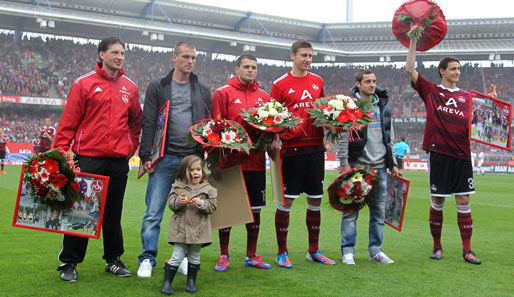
{"left": 187, "top": 119, "right": 253, "bottom": 169}
{"left": 392, "top": 0, "right": 447, "bottom": 51}
{"left": 23, "top": 148, "right": 80, "bottom": 210}
{"left": 308, "top": 94, "right": 373, "bottom": 142}
{"left": 239, "top": 99, "right": 301, "bottom": 150}
{"left": 327, "top": 166, "right": 380, "bottom": 213}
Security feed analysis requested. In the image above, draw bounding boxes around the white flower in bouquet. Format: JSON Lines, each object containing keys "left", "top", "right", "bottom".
{"left": 202, "top": 128, "right": 212, "bottom": 137}
{"left": 342, "top": 180, "right": 353, "bottom": 191}
{"left": 322, "top": 106, "right": 334, "bottom": 117}
{"left": 333, "top": 100, "right": 345, "bottom": 111}
{"left": 221, "top": 130, "right": 236, "bottom": 144}
{"left": 39, "top": 168, "right": 50, "bottom": 182}
{"left": 258, "top": 110, "right": 269, "bottom": 119}
{"left": 363, "top": 184, "right": 372, "bottom": 195}
{"left": 268, "top": 108, "right": 278, "bottom": 117}
{"left": 347, "top": 99, "right": 357, "bottom": 109}
{"left": 267, "top": 101, "right": 277, "bottom": 109}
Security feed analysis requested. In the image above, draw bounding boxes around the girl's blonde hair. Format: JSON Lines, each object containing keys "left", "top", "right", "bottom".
{"left": 176, "top": 155, "right": 208, "bottom": 184}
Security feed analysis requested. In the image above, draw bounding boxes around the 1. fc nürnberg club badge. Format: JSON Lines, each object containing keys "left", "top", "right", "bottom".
{"left": 91, "top": 180, "right": 104, "bottom": 192}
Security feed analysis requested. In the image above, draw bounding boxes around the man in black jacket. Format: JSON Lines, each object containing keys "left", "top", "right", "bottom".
{"left": 337, "top": 69, "right": 399, "bottom": 265}
{"left": 137, "top": 41, "right": 212, "bottom": 278}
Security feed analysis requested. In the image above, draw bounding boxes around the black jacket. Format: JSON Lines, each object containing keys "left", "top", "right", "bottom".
{"left": 139, "top": 69, "right": 212, "bottom": 163}
{"left": 347, "top": 85, "right": 395, "bottom": 170}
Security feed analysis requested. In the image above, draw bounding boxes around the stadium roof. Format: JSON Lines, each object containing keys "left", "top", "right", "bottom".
{"left": 1, "top": 0, "right": 514, "bottom": 63}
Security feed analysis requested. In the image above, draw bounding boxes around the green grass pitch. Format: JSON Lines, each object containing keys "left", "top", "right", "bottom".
{"left": 1, "top": 165, "right": 513, "bottom": 296}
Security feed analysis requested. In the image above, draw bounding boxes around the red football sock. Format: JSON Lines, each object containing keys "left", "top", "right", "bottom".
{"left": 245, "top": 212, "right": 260, "bottom": 258}
{"left": 306, "top": 209, "right": 321, "bottom": 254}
{"left": 218, "top": 227, "right": 231, "bottom": 257}
{"left": 457, "top": 212, "right": 473, "bottom": 252}
{"left": 275, "top": 209, "right": 290, "bottom": 254}
{"left": 429, "top": 207, "right": 443, "bottom": 249}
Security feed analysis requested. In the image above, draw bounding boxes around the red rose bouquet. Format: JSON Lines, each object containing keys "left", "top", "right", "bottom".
{"left": 308, "top": 94, "right": 373, "bottom": 142}
{"left": 187, "top": 119, "right": 253, "bottom": 169}
{"left": 327, "top": 166, "right": 381, "bottom": 213}
{"left": 392, "top": 0, "right": 447, "bottom": 51}
{"left": 239, "top": 98, "right": 302, "bottom": 150}
{"left": 23, "top": 148, "right": 80, "bottom": 210}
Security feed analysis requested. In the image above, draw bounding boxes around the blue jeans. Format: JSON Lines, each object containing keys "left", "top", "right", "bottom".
{"left": 138, "top": 154, "right": 182, "bottom": 266}
{"left": 341, "top": 167, "right": 387, "bottom": 257}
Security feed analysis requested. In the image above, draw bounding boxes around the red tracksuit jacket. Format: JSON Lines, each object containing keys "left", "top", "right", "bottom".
{"left": 54, "top": 63, "right": 142, "bottom": 158}
{"left": 212, "top": 76, "right": 270, "bottom": 171}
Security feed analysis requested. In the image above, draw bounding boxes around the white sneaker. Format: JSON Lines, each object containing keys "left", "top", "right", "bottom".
{"left": 137, "top": 259, "right": 152, "bottom": 278}
{"left": 369, "top": 252, "right": 394, "bottom": 264}
{"left": 342, "top": 253, "right": 355, "bottom": 265}
{"left": 178, "top": 257, "right": 188, "bottom": 275}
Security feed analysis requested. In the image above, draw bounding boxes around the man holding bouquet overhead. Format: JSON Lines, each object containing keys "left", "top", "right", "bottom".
{"left": 271, "top": 39, "right": 336, "bottom": 268}
{"left": 211, "top": 54, "right": 272, "bottom": 272}
{"left": 405, "top": 30, "right": 494, "bottom": 265}
{"left": 337, "top": 69, "right": 399, "bottom": 265}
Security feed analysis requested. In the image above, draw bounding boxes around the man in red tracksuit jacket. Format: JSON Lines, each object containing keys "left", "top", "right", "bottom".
{"left": 211, "top": 54, "right": 272, "bottom": 271}
{"left": 53, "top": 37, "right": 142, "bottom": 282}
{"left": 271, "top": 39, "right": 336, "bottom": 268}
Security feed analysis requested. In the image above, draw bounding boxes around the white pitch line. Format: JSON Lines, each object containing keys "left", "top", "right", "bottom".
{"left": 407, "top": 195, "right": 514, "bottom": 208}
{"left": 472, "top": 202, "right": 514, "bottom": 208}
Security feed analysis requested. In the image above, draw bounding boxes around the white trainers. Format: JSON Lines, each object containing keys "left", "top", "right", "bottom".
{"left": 178, "top": 257, "right": 188, "bottom": 275}
{"left": 137, "top": 259, "right": 152, "bottom": 278}
{"left": 342, "top": 253, "right": 355, "bottom": 265}
{"left": 369, "top": 252, "right": 394, "bottom": 264}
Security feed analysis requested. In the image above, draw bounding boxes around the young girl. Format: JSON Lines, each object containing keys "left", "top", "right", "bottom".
{"left": 161, "top": 155, "right": 217, "bottom": 295}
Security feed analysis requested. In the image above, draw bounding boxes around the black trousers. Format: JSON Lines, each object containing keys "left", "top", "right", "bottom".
{"left": 58, "top": 155, "right": 129, "bottom": 264}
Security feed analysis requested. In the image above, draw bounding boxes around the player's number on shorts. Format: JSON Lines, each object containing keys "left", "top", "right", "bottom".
{"left": 468, "top": 178, "right": 475, "bottom": 190}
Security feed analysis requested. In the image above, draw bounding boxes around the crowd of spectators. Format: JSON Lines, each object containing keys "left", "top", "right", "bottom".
{"left": 0, "top": 104, "right": 61, "bottom": 143}
{"left": 2, "top": 33, "right": 513, "bottom": 106}
{"left": 0, "top": 34, "right": 50, "bottom": 97}
{"left": 1, "top": 32, "right": 513, "bottom": 162}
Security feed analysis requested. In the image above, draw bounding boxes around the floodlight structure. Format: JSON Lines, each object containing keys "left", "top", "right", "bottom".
{"left": 243, "top": 44, "right": 255, "bottom": 52}
{"left": 324, "top": 55, "right": 335, "bottom": 62}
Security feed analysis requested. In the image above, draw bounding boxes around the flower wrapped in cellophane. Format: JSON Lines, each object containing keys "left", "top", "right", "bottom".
{"left": 187, "top": 119, "right": 253, "bottom": 169}
{"left": 239, "top": 98, "right": 302, "bottom": 150}
{"left": 327, "top": 165, "right": 381, "bottom": 213}
{"left": 308, "top": 94, "right": 373, "bottom": 142}
{"left": 23, "top": 148, "right": 80, "bottom": 210}
{"left": 392, "top": 0, "right": 447, "bottom": 51}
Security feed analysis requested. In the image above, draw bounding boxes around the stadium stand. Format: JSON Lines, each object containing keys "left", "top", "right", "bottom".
{"left": 2, "top": 32, "right": 514, "bottom": 104}
{"left": 0, "top": 32, "right": 512, "bottom": 162}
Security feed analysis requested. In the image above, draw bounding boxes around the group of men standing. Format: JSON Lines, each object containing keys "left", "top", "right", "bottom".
{"left": 47, "top": 34, "right": 484, "bottom": 283}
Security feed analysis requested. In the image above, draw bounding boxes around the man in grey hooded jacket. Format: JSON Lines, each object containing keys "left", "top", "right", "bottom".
{"left": 336, "top": 69, "right": 399, "bottom": 265}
